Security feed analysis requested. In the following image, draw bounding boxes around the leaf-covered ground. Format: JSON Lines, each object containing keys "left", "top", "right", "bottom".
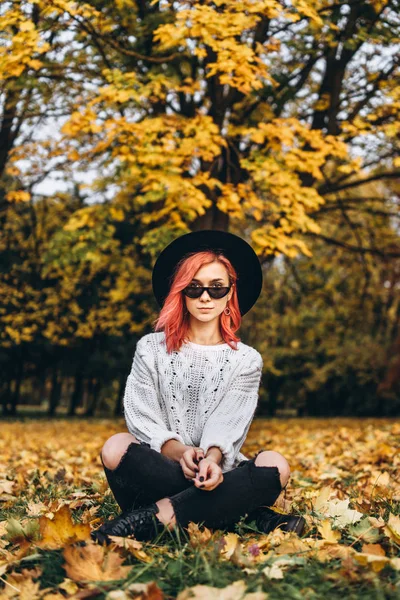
{"left": 0, "top": 417, "right": 399, "bottom": 599}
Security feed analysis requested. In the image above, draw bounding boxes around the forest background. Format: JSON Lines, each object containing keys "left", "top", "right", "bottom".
{"left": 0, "top": 0, "right": 399, "bottom": 419}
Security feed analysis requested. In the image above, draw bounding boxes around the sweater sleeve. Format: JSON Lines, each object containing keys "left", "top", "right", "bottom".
{"left": 199, "top": 350, "right": 263, "bottom": 473}
{"left": 123, "top": 337, "right": 185, "bottom": 454}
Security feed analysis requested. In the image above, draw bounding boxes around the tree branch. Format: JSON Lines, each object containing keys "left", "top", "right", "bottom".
{"left": 303, "top": 232, "right": 400, "bottom": 258}
{"left": 319, "top": 171, "right": 400, "bottom": 195}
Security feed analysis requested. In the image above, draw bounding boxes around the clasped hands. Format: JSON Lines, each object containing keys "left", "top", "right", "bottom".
{"left": 180, "top": 446, "right": 223, "bottom": 491}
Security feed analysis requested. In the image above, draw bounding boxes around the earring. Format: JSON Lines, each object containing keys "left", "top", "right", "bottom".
{"left": 224, "top": 306, "right": 231, "bottom": 316}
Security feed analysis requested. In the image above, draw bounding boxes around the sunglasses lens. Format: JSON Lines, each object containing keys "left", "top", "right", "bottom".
{"left": 184, "top": 287, "right": 203, "bottom": 298}
{"left": 209, "top": 287, "right": 230, "bottom": 298}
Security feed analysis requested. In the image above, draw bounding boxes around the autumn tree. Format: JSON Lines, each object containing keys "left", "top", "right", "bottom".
{"left": 42, "top": 0, "right": 399, "bottom": 258}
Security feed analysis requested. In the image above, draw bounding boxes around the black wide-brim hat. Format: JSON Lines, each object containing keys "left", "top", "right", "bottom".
{"left": 152, "top": 230, "right": 263, "bottom": 316}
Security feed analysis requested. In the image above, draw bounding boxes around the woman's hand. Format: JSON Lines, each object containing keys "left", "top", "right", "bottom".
{"left": 192, "top": 458, "right": 224, "bottom": 492}
{"left": 180, "top": 447, "right": 205, "bottom": 481}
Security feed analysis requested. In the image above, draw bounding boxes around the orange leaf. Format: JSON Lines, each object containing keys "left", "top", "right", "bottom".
{"left": 62, "top": 541, "right": 132, "bottom": 582}
{"left": 107, "top": 535, "right": 153, "bottom": 563}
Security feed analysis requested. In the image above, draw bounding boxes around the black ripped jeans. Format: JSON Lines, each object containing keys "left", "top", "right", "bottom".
{"left": 101, "top": 441, "right": 285, "bottom": 532}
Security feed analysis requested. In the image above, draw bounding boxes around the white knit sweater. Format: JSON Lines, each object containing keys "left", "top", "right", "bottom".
{"left": 123, "top": 331, "right": 263, "bottom": 473}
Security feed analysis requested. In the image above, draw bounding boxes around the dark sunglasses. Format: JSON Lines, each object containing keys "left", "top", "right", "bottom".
{"left": 183, "top": 285, "right": 231, "bottom": 299}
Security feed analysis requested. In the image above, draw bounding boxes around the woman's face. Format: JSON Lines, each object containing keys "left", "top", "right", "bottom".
{"left": 183, "top": 261, "right": 233, "bottom": 323}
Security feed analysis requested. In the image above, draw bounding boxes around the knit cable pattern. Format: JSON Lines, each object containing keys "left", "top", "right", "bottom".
{"left": 123, "top": 331, "right": 263, "bottom": 473}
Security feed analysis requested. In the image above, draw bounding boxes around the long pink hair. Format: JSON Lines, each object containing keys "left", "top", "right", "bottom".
{"left": 153, "top": 250, "right": 241, "bottom": 353}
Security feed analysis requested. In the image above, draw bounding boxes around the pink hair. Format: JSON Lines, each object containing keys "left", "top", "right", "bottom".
{"left": 153, "top": 250, "right": 241, "bottom": 354}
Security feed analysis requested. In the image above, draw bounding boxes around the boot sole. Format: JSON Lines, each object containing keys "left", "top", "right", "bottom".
{"left": 282, "top": 516, "right": 306, "bottom": 536}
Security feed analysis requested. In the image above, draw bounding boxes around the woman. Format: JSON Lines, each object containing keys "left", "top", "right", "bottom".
{"left": 91, "top": 230, "right": 305, "bottom": 545}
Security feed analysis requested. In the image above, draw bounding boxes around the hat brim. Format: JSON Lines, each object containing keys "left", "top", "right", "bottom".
{"left": 152, "top": 230, "right": 262, "bottom": 316}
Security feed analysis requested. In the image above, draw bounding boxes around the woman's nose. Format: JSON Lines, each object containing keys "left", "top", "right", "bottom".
{"left": 200, "top": 290, "right": 211, "bottom": 300}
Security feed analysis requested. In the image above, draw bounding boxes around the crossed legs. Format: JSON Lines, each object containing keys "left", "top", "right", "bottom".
{"left": 101, "top": 432, "right": 291, "bottom": 532}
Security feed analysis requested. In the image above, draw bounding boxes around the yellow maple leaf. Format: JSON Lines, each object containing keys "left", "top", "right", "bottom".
{"left": 317, "top": 519, "right": 342, "bottom": 543}
{"left": 384, "top": 512, "right": 400, "bottom": 544}
{"left": 37, "top": 505, "right": 91, "bottom": 549}
{"left": 219, "top": 532, "right": 240, "bottom": 559}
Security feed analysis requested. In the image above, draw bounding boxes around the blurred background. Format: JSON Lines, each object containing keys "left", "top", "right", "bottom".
{"left": 0, "top": 0, "right": 399, "bottom": 419}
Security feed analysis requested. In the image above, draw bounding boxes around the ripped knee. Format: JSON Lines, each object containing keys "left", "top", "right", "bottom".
{"left": 101, "top": 433, "right": 140, "bottom": 470}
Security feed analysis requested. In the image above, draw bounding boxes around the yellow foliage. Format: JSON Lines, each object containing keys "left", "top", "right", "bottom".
{"left": 62, "top": 207, "right": 98, "bottom": 231}
{"left": 0, "top": 7, "right": 49, "bottom": 81}
{"left": 6, "top": 191, "right": 31, "bottom": 203}
{"left": 153, "top": 1, "right": 280, "bottom": 93}
{"left": 2, "top": 0, "right": 394, "bottom": 275}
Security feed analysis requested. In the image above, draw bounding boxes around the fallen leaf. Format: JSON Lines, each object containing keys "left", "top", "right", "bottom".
{"left": 314, "top": 492, "right": 363, "bottom": 529}
{"left": 125, "top": 581, "right": 164, "bottom": 598}
{"left": 348, "top": 517, "right": 381, "bottom": 543}
{"left": 317, "top": 519, "right": 341, "bottom": 543}
{"left": 58, "top": 577, "right": 80, "bottom": 595}
{"left": 26, "top": 501, "right": 48, "bottom": 517}
{"left": 353, "top": 542, "right": 390, "bottom": 573}
{"left": 5, "top": 518, "right": 39, "bottom": 544}
{"left": 384, "top": 512, "right": 400, "bottom": 544}
{"left": 0, "top": 568, "right": 42, "bottom": 599}
{"left": 0, "top": 480, "right": 14, "bottom": 495}
{"left": 361, "top": 543, "right": 386, "bottom": 556}
{"left": 63, "top": 541, "right": 132, "bottom": 582}
{"left": 187, "top": 521, "right": 213, "bottom": 547}
{"left": 108, "top": 535, "right": 153, "bottom": 563}
{"left": 177, "top": 579, "right": 267, "bottom": 599}
{"left": 219, "top": 533, "right": 240, "bottom": 559}
{"left": 37, "top": 505, "right": 91, "bottom": 549}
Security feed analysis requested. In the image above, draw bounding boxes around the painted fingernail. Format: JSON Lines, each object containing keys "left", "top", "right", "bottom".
{"left": 200, "top": 476, "right": 204, "bottom": 482}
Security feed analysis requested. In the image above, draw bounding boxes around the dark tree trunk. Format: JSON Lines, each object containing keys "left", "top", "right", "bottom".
{"left": 48, "top": 366, "right": 62, "bottom": 416}
{"left": 305, "top": 390, "right": 318, "bottom": 416}
{"left": 191, "top": 205, "right": 229, "bottom": 232}
{"left": 34, "top": 370, "right": 47, "bottom": 407}
{"left": 265, "top": 375, "right": 281, "bottom": 417}
{"left": 1, "top": 379, "right": 12, "bottom": 416}
{"left": 68, "top": 368, "right": 85, "bottom": 416}
{"left": 114, "top": 373, "right": 126, "bottom": 417}
{"left": 8, "top": 362, "right": 24, "bottom": 416}
{"left": 85, "top": 378, "right": 102, "bottom": 417}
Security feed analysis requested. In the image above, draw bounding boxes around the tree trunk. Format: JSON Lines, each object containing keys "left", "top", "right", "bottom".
{"left": 34, "top": 370, "right": 47, "bottom": 408}
{"left": 68, "top": 368, "right": 84, "bottom": 416}
{"left": 114, "top": 374, "right": 126, "bottom": 417}
{"left": 8, "top": 362, "right": 24, "bottom": 416}
{"left": 1, "top": 379, "right": 12, "bottom": 416}
{"left": 265, "top": 375, "right": 281, "bottom": 417}
{"left": 85, "top": 378, "right": 102, "bottom": 417}
{"left": 305, "top": 390, "right": 318, "bottom": 416}
{"left": 48, "top": 366, "right": 62, "bottom": 416}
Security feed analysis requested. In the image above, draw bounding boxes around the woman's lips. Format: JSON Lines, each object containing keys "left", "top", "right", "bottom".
{"left": 198, "top": 307, "right": 213, "bottom": 310}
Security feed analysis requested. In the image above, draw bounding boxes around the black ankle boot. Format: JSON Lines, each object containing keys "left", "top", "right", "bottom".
{"left": 251, "top": 507, "right": 306, "bottom": 536}
{"left": 91, "top": 503, "right": 172, "bottom": 545}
